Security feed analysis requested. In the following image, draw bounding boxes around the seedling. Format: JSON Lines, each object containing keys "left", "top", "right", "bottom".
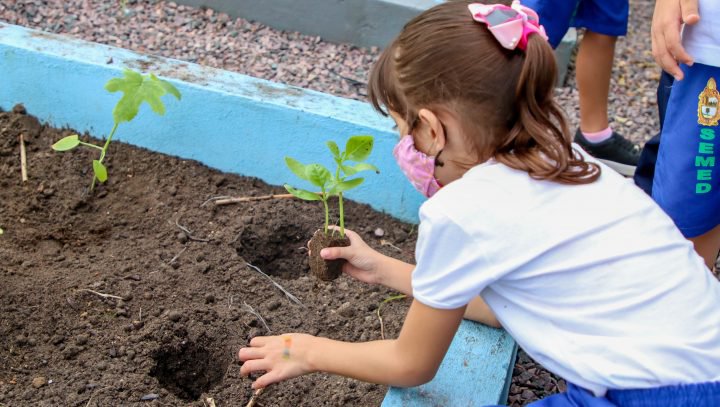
{"left": 52, "top": 69, "right": 181, "bottom": 191}
{"left": 284, "top": 135, "right": 378, "bottom": 280}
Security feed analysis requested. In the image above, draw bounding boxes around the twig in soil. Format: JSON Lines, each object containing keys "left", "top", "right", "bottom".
{"left": 20, "top": 134, "right": 27, "bottom": 182}
{"left": 79, "top": 289, "right": 123, "bottom": 300}
{"left": 214, "top": 193, "right": 295, "bottom": 206}
{"left": 245, "top": 263, "right": 303, "bottom": 306}
{"left": 200, "top": 195, "right": 232, "bottom": 207}
{"left": 245, "top": 388, "right": 265, "bottom": 407}
{"left": 169, "top": 246, "right": 187, "bottom": 264}
{"left": 377, "top": 294, "right": 408, "bottom": 340}
{"left": 380, "top": 239, "right": 403, "bottom": 252}
{"left": 174, "top": 218, "right": 210, "bottom": 242}
{"left": 243, "top": 302, "right": 271, "bottom": 333}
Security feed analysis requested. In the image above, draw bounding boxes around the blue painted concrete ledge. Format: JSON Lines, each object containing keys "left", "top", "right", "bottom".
{"left": 0, "top": 23, "right": 516, "bottom": 406}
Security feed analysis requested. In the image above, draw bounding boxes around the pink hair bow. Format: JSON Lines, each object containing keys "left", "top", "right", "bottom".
{"left": 468, "top": 1, "right": 548, "bottom": 51}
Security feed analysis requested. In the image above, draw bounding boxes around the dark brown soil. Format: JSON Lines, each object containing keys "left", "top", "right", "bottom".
{"left": 308, "top": 229, "right": 350, "bottom": 281}
{"left": 0, "top": 109, "right": 416, "bottom": 406}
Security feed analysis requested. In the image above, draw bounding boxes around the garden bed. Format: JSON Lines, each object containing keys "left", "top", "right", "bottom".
{"left": 0, "top": 107, "right": 416, "bottom": 406}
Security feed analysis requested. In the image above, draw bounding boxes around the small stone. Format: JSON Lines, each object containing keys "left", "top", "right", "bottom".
{"left": 76, "top": 334, "right": 89, "bottom": 346}
{"left": 31, "top": 377, "right": 46, "bottom": 388}
{"left": 521, "top": 389, "right": 535, "bottom": 400}
{"left": 132, "top": 320, "right": 144, "bottom": 330}
{"left": 108, "top": 347, "right": 117, "bottom": 358}
{"left": 177, "top": 232, "right": 188, "bottom": 243}
{"left": 168, "top": 310, "right": 182, "bottom": 322}
{"left": 373, "top": 228, "right": 385, "bottom": 237}
{"left": 12, "top": 104, "right": 27, "bottom": 115}
{"left": 337, "top": 302, "right": 355, "bottom": 318}
{"left": 50, "top": 335, "right": 64, "bottom": 345}
{"left": 140, "top": 393, "right": 160, "bottom": 401}
{"left": 266, "top": 300, "right": 281, "bottom": 311}
{"left": 15, "top": 335, "right": 27, "bottom": 346}
{"left": 115, "top": 308, "right": 129, "bottom": 318}
{"left": 205, "top": 294, "right": 215, "bottom": 304}
{"left": 168, "top": 185, "right": 178, "bottom": 196}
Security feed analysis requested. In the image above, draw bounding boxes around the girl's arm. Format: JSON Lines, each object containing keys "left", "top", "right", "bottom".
{"left": 320, "top": 229, "right": 501, "bottom": 328}
{"left": 238, "top": 300, "right": 466, "bottom": 389}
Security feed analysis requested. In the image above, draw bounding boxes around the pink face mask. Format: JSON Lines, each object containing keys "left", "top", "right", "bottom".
{"left": 393, "top": 135, "right": 443, "bottom": 198}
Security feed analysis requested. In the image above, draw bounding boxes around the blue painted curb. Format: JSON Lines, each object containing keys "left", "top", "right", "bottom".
{"left": 0, "top": 23, "right": 516, "bottom": 405}
{"left": 383, "top": 320, "right": 517, "bottom": 407}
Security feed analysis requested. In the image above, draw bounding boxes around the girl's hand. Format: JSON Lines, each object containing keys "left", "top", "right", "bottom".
{"left": 319, "top": 227, "right": 385, "bottom": 285}
{"left": 238, "top": 333, "right": 315, "bottom": 389}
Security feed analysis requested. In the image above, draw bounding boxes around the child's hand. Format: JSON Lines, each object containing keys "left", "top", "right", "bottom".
{"left": 651, "top": 0, "right": 699, "bottom": 81}
{"left": 319, "top": 227, "right": 385, "bottom": 285}
{"left": 238, "top": 333, "right": 315, "bottom": 389}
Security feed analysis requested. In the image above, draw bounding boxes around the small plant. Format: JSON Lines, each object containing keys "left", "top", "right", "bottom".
{"left": 284, "top": 135, "right": 378, "bottom": 280}
{"left": 52, "top": 69, "right": 181, "bottom": 190}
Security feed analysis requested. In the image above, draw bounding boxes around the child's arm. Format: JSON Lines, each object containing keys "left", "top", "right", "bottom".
{"left": 321, "top": 228, "right": 501, "bottom": 328}
{"left": 238, "top": 299, "right": 466, "bottom": 389}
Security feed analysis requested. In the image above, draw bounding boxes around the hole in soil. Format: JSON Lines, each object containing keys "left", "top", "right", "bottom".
{"left": 234, "top": 202, "right": 315, "bottom": 279}
{"left": 150, "top": 338, "right": 229, "bottom": 401}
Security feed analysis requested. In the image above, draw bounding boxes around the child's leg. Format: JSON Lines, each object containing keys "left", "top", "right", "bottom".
{"left": 576, "top": 31, "right": 616, "bottom": 133}
{"left": 652, "top": 63, "right": 720, "bottom": 268}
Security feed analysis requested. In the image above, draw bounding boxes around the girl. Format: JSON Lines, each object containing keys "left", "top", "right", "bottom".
{"left": 239, "top": 1, "right": 720, "bottom": 405}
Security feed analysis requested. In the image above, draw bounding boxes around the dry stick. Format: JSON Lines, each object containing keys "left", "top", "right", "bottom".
{"left": 377, "top": 294, "right": 408, "bottom": 340}
{"left": 243, "top": 302, "right": 271, "bottom": 333}
{"left": 200, "top": 195, "right": 232, "bottom": 207}
{"left": 19, "top": 134, "right": 27, "bottom": 182}
{"left": 169, "top": 246, "right": 187, "bottom": 264}
{"left": 174, "top": 219, "right": 210, "bottom": 242}
{"left": 79, "top": 289, "right": 123, "bottom": 300}
{"left": 245, "top": 263, "right": 303, "bottom": 306}
{"left": 214, "top": 193, "right": 295, "bottom": 206}
{"left": 245, "top": 388, "right": 265, "bottom": 407}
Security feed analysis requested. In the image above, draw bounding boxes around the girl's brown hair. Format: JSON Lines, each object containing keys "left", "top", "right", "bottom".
{"left": 369, "top": 0, "right": 600, "bottom": 184}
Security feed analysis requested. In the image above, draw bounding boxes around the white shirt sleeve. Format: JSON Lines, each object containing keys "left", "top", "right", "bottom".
{"left": 411, "top": 204, "right": 500, "bottom": 309}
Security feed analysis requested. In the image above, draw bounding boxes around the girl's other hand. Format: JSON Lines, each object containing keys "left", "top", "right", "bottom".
{"left": 318, "top": 227, "right": 384, "bottom": 285}
{"left": 238, "top": 334, "right": 315, "bottom": 389}
{"left": 651, "top": 0, "right": 699, "bottom": 81}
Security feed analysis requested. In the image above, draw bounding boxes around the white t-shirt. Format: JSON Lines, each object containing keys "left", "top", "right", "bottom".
{"left": 682, "top": 0, "right": 720, "bottom": 67}
{"left": 411, "top": 153, "right": 720, "bottom": 396}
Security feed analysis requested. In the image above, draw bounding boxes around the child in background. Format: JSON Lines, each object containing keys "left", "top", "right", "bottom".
{"left": 647, "top": 0, "right": 720, "bottom": 270}
{"left": 522, "top": 0, "right": 641, "bottom": 177}
{"left": 239, "top": 1, "right": 720, "bottom": 405}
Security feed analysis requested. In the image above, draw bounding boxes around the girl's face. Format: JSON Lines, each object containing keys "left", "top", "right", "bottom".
{"left": 389, "top": 109, "right": 477, "bottom": 187}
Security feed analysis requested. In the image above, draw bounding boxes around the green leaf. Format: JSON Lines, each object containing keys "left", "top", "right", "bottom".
{"left": 328, "top": 178, "right": 364, "bottom": 195}
{"left": 284, "top": 184, "right": 322, "bottom": 201}
{"left": 285, "top": 157, "right": 309, "bottom": 181}
{"left": 326, "top": 141, "right": 341, "bottom": 159}
{"left": 105, "top": 69, "right": 181, "bottom": 124}
{"left": 51, "top": 135, "right": 80, "bottom": 151}
{"left": 93, "top": 160, "right": 108, "bottom": 183}
{"left": 305, "top": 164, "right": 331, "bottom": 188}
{"left": 342, "top": 162, "right": 379, "bottom": 176}
{"left": 344, "top": 135, "right": 374, "bottom": 162}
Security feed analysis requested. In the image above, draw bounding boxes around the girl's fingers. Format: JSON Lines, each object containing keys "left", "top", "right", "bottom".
{"left": 321, "top": 246, "right": 353, "bottom": 260}
{"left": 238, "top": 346, "right": 264, "bottom": 361}
{"left": 253, "top": 371, "right": 282, "bottom": 389}
{"left": 240, "top": 359, "right": 273, "bottom": 376}
{"left": 680, "top": 0, "right": 700, "bottom": 25}
{"left": 249, "top": 336, "right": 271, "bottom": 347}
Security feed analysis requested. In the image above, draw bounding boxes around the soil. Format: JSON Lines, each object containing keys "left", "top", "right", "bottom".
{"left": 307, "top": 229, "right": 350, "bottom": 281}
{"left": 0, "top": 108, "right": 417, "bottom": 406}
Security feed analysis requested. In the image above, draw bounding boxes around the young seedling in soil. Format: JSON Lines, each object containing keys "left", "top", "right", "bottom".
{"left": 284, "top": 135, "right": 378, "bottom": 281}
{"left": 51, "top": 69, "right": 181, "bottom": 191}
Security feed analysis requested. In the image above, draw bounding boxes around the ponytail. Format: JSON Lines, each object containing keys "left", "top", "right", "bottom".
{"left": 495, "top": 35, "right": 601, "bottom": 184}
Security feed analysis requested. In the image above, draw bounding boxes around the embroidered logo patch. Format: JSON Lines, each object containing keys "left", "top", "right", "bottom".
{"left": 698, "top": 77, "right": 720, "bottom": 126}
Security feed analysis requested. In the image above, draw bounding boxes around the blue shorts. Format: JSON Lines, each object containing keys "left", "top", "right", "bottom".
{"left": 653, "top": 63, "right": 720, "bottom": 238}
{"left": 522, "top": 0, "right": 629, "bottom": 48}
{"left": 487, "top": 381, "right": 720, "bottom": 407}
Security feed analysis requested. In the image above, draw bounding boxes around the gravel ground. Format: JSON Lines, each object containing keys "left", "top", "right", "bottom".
{"left": 1, "top": 0, "right": 661, "bottom": 405}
